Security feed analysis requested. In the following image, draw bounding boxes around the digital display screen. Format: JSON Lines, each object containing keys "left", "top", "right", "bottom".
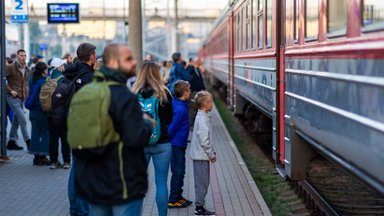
{"left": 47, "top": 3, "right": 80, "bottom": 23}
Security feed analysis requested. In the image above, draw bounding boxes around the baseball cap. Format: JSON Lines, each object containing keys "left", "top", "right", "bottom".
{"left": 51, "top": 58, "right": 67, "bottom": 68}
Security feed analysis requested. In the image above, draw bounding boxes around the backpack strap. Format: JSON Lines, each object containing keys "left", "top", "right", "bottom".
{"left": 93, "top": 71, "right": 124, "bottom": 86}
{"left": 47, "top": 75, "right": 64, "bottom": 82}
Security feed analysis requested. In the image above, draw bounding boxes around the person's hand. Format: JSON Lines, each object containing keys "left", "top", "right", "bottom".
{"left": 210, "top": 154, "right": 217, "bottom": 163}
{"left": 143, "top": 113, "right": 156, "bottom": 127}
{"left": 10, "top": 90, "right": 17, "bottom": 97}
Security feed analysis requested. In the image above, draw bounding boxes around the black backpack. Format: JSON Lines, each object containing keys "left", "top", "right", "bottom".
{"left": 51, "top": 72, "right": 86, "bottom": 126}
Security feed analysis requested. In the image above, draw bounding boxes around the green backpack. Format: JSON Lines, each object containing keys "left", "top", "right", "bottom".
{"left": 67, "top": 72, "right": 122, "bottom": 150}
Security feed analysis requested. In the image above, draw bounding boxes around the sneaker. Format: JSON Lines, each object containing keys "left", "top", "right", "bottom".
{"left": 63, "top": 162, "right": 70, "bottom": 169}
{"left": 168, "top": 200, "right": 189, "bottom": 208}
{"left": 195, "top": 206, "right": 215, "bottom": 216}
{"left": 179, "top": 197, "right": 193, "bottom": 206}
{"left": 49, "top": 162, "right": 61, "bottom": 169}
{"left": 7, "top": 140, "right": 23, "bottom": 150}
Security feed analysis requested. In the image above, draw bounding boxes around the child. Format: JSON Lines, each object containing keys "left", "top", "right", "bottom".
{"left": 168, "top": 80, "right": 193, "bottom": 208}
{"left": 189, "top": 91, "right": 216, "bottom": 216}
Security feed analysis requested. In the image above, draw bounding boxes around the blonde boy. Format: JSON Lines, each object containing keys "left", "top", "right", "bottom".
{"left": 189, "top": 91, "right": 216, "bottom": 216}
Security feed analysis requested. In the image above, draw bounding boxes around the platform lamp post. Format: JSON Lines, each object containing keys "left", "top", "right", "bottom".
{"left": 0, "top": 0, "right": 7, "bottom": 157}
{"left": 129, "top": 0, "right": 143, "bottom": 69}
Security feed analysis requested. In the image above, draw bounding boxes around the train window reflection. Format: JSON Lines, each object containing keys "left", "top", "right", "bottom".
{"left": 242, "top": 8, "right": 245, "bottom": 51}
{"left": 258, "top": 0, "right": 263, "bottom": 48}
{"left": 294, "top": 0, "right": 300, "bottom": 41}
{"left": 246, "top": 2, "right": 251, "bottom": 50}
{"left": 363, "top": 0, "right": 384, "bottom": 30}
{"left": 252, "top": 0, "right": 257, "bottom": 49}
{"left": 327, "top": 0, "right": 347, "bottom": 33}
{"left": 305, "top": 0, "right": 319, "bottom": 39}
{"left": 237, "top": 13, "right": 241, "bottom": 52}
{"left": 266, "top": 0, "right": 272, "bottom": 47}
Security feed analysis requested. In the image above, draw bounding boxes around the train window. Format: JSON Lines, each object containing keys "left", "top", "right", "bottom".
{"left": 242, "top": 8, "right": 245, "bottom": 51}
{"left": 258, "top": 0, "right": 264, "bottom": 48}
{"left": 246, "top": 2, "right": 251, "bottom": 50}
{"left": 305, "top": 0, "right": 319, "bottom": 39}
{"left": 362, "top": 0, "right": 384, "bottom": 31}
{"left": 237, "top": 13, "right": 241, "bottom": 52}
{"left": 294, "top": 0, "right": 300, "bottom": 42}
{"left": 266, "top": 0, "right": 272, "bottom": 47}
{"left": 327, "top": 0, "right": 347, "bottom": 34}
{"left": 252, "top": 0, "right": 257, "bottom": 49}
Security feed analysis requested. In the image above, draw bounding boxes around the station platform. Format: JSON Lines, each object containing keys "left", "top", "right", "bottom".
{"left": 0, "top": 106, "right": 271, "bottom": 216}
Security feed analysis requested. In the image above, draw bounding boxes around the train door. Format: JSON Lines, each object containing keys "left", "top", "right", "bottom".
{"left": 0, "top": 1, "right": 7, "bottom": 157}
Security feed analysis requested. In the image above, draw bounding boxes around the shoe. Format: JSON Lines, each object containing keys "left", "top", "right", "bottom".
{"left": 7, "top": 140, "right": 23, "bottom": 150}
{"left": 195, "top": 206, "right": 215, "bottom": 216}
{"left": 25, "top": 139, "right": 31, "bottom": 150}
{"left": 63, "top": 162, "right": 70, "bottom": 169}
{"left": 33, "top": 158, "right": 42, "bottom": 166}
{"left": 179, "top": 197, "right": 193, "bottom": 206}
{"left": 0, "top": 155, "right": 10, "bottom": 161}
{"left": 49, "top": 162, "right": 61, "bottom": 169}
{"left": 33, "top": 156, "right": 51, "bottom": 166}
{"left": 168, "top": 200, "right": 189, "bottom": 208}
{"left": 39, "top": 157, "right": 51, "bottom": 165}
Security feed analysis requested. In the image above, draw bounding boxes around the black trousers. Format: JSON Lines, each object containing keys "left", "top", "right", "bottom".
{"left": 49, "top": 118, "right": 70, "bottom": 163}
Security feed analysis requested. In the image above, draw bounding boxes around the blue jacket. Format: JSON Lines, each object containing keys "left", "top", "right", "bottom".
{"left": 168, "top": 63, "right": 190, "bottom": 94}
{"left": 168, "top": 98, "right": 189, "bottom": 148}
{"left": 27, "top": 78, "right": 46, "bottom": 112}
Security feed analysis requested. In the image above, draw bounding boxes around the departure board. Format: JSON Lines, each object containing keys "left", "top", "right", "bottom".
{"left": 47, "top": 3, "right": 79, "bottom": 23}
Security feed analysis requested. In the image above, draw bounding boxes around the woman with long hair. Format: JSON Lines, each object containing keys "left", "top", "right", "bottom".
{"left": 132, "top": 62, "right": 173, "bottom": 216}
{"left": 27, "top": 62, "right": 50, "bottom": 165}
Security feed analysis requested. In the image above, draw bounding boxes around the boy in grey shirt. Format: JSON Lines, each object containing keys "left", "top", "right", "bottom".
{"left": 189, "top": 91, "right": 216, "bottom": 216}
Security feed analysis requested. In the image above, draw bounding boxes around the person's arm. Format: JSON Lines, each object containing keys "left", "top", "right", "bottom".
{"left": 158, "top": 90, "right": 173, "bottom": 125}
{"left": 6, "top": 65, "right": 16, "bottom": 96}
{"left": 110, "top": 87, "right": 152, "bottom": 148}
{"left": 168, "top": 108, "right": 183, "bottom": 139}
{"left": 197, "top": 118, "right": 215, "bottom": 159}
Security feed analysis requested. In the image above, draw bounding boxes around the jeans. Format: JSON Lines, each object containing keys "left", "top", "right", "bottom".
{"left": 68, "top": 155, "right": 89, "bottom": 216}
{"left": 29, "top": 111, "right": 49, "bottom": 155}
{"left": 49, "top": 119, "right": 70, "bottom": 163}
{"left": 6, "top": 96, "right": 29, "bottom": 141}
{"left": 169, "top": 146, "right": 187, "bottom": 202}
{"left": 144, "top": 143, "right": 172, "bottom": 216}
{"left": 88, "top": 198, "right": 143, "bottom": 216}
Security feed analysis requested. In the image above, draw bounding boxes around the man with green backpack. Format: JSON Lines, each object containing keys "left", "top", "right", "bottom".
{"left": 68, "top": 43, "right": 154, "bottom": 216}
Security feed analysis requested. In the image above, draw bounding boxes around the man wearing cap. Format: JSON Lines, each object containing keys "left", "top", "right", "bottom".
{"left": 47, "top": 58, "right": 71, "bottom": 169}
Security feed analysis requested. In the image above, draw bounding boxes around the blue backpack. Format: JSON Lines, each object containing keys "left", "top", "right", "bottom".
{"left": 137, "top": 94, "right": 161, "bottom": 145}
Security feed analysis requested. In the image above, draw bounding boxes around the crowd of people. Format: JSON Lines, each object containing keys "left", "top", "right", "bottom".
{"left": 3, "top": 44, "right": 216, "bottom": 216}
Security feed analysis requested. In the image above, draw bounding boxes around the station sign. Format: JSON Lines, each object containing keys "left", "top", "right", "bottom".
{"left": 11, "top": 0, "right": 29, "bottom": 23}
{"left": 47, "top": 3, "right": 80, "bottom": 24}
{"left": 39, "top": 43, "right": 48, "bottom": 51}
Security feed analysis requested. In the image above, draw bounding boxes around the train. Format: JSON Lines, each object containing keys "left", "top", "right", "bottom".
{"left": 199, "top": 0, "right": 384, "bottom": 195}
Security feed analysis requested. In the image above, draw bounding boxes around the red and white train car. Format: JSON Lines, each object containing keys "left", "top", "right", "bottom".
{"left": 201, "top": 0, "right": 384, "bottom": 194}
